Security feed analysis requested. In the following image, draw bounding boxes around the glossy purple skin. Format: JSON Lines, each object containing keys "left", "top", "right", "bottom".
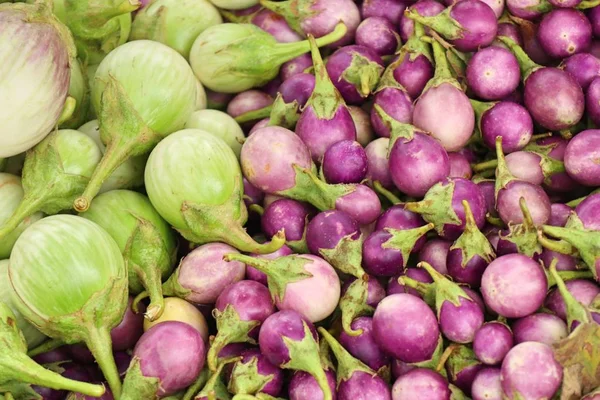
{"left": 278, "top": 73, "right": 316, "bottom": 107}
{"left": 243, "top": 178, "right": 264, "bottom": 208}
{"left": 296, "top": 105, "right": 357, "bottom": 163}
{"left": 114, "top": 351, "right": 132, "bottom": 378}
{"left": 413, "top": 83, "right": 474, "bottom": 152}
{"left": 338, "top": 371, "right": 392, "bottom": 400}
{"left": 356, "top": 17, "right": 399, "bottom": 56}
{"left": 447, "top": 246, "right": 490, "bottom": 288}
{"left": 565, "top": 129, "right": 600, "bottom": 186}
{"left": 241, "top": 126, "right": 313, "bottom": 193}
{"left": 133, "top": 321, "right": 206, "bottom": 396}
{"left": 261, "top": 77, "right": 283, "bottom": 99}
{"left": 335, "top": 184, "right": 382, "bottom": 225}
{"left": 549, "top": 203, "right": 572, "bottom": 227}
{"left": 326, "top": 45, "right": 384, "bottom": 104}
{"left": 587, "top": 77, "right": 600, "bottom": 125}
{"left": 252, "top": 9, "right": 303, "bottom": 43}
{"left": 215, "top": 280, "right": 275, "bottom": 338}
{"left": 388, "top": 131, "right": 450, "bottom": 197}
{"left": 399, "top": 0, "right": 445, "bottom": 42}
{"left": 439, "top": 296, "right": 485, "bottom": 343}
{"left": 478, "top": 180, "right": 497, "bottom": 218}
{"left": 442, "top": 0, "right": 498, "bottom": 52}
{"left": 391, "top": 360, "right": 416, "bottom": 379}
{"left": 306, "top": 210, "right": 361, "bottom": 254}
{"left": 512, "top": 313, "right": 568, "bottom": 345}
{"left": 473, "top": 322, "right": 513, "bottom": 365}
{"left": 262, "top": 199, "right": 313, "bottom": 241}
{"left": 481, "top": 102, "right": 533, "bottom": 153}
{"left": 545, "top": 279, "right": 600, "bottom": 321}
{"left": 501, "top": 342, "right": 562, "bottom": 400}
{"left": 322, "top": 140, "right": 368, "bottom": 184}
{"left": 448, "top": 152, "right": 472, "bottom": 179}
{"left": 373, "top": 293, "right": 440, "bottom": 363}
{"left": 301, "top": 0, "right": 361, "bottom": 47}
{"left": 449, "top": 361, "right": 484, "bottom": 396}
{"left": 226, "top": 90, "right": 273, "bottom": 120}
{"left": 365, "top": 138, "right": 393, "bottom": 189}
{"left": 341, "top": 276, "right": 387, "bottom": 307}
{"left": 392, "top": 54, "right": 435, "bottom": 100}
{"left": 376, "top": 204, "right": 426, "bottom": 231}
{"left": 562, "top": 53, "right": 600, "bottom": 91}
{"left": 177, "top": 243, "right": 246, "bottom": 304}
{"left": 493, "top": 23, "right": 523, "bottom": 48}
{"left": 235, "top": 348, "right": 284, "bottom": 396}
{"left": 464, "top": 289, "right": 486, "bottom": 313}
{"left": 289, "top": 370, "right": 337, "bottom": 400}
{"left": 362, "top": 230, "right": 406, "bottom": 277}
{"left": 68, "top": 344, "right": 95, "bottom": 364}
{"left": 349, "top": 105, "right": 375, "bottom": 146}
{"left": 418, "top": 239, "right": 451, "bottom": 275}
{"left": 506, "top": 0, "right": 548, "bottom": 20}
{"left": 576, "top": 193, "right": 600, "bottom": 229}
{"left": 497, "top": 181, "right": 551, "bottom": 226}
{"left": 110, "top": 297, "right": 145, "bottom": 351}
{"left": 524, "top": 68, "right": 585, "bottom": 131}
{"left": 540, "top": 249, "right": 578, "bottom": 272}
{"left": 472, "top": 368, "right": 503, "bottom": 400}
{"left": 467, "top": 47, "right": 520, "bottom": 100}
{"left": 361, "top": 0, "right": 406, "bottom": 23}
{"left": 281, "top": 53, "right": 313, "bottom": 81}
{"left": 505, "top": 151, "right": 544, "bottom": 185}
{"left": 388, "top": 268, "right": 434, "bottom": 298}
{"left": 392, "top": 368, "right": 451, "bottom": 400}
{"left": 246, "top": 245, "right": 294, "bottom": 286}
{"left": 32, "top": 347, "right": 71, "bottom": 364}
{"left": 481, "top": 254, "right": 548, "bottom": 318}
{"left": 371, "top": 88, "right": 414, "bottom": 138}
{"left": 258, "top": 310, "right": 317, "bottom": 367}
{"left": 250, "top": 118, "right": 270, "bottom": 134}
{"left": 339, "top": 317, "right": 390, "bottom": 370}
{"left": 538, "top": 9, "right": 592, "bottom": 59}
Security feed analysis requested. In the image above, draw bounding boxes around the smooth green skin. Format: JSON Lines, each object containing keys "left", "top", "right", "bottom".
{"left": 144, "top": 129, "right": 239, "bottom": 229}
{"left": 77, "top": 119, "right": 147, "bottom": 193}
{"left": 195, "top": 78, "right": 207, "bottom": 110}
{"left": 51, "top": 129, "right": 102, "bottom": 178}
{"left": 184, "top": 110, "right": 244, "bottom": 158}
{"left": 79, "top": 189, "right": 176, "bottom": 293}
{"left": 92, "top": 40, "right": 197, "bottom": 136}
{"left": 130, "top": 0, "right": 222, "bottom": 59}
{"left": 0, "top": 174, "right": 43, "bottom": 259}
{"left": 59, "top": 58, "right": 89, "bottom": 129}
{"left": 209, "top": 0, "right": 258, "bottom": 10}
{"left": 0, "top": 260, "right": 46, "bottom": 349}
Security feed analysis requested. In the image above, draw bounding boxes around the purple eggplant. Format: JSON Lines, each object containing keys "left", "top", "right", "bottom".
{"left": 224, "top": 253, "right": 340, "bottom": 322}
{"left": 561, "top": 52, "right": 600, "bottom": 90}
{"left": 206, "top": 280, "right": 275, "bottom": 371}
{"left": 448, "top": 152, "right": 472, "bottom": 180}
{"left": 370, "top": 64, "right": 414, "bottom": 139}
{"left": 279, "top": 73, "right": 317, "bottom": 108}
{"left": 473, "top": 100, "right": 533, "bottom": 153}
{"left": 372, "top": 293, "right": 440, "bottom": 363}
{"left": 419, "top": 239, "right": 452, "bottom": 275}
{"left": 537, "top": 9, "right": 592, "bottom": 59}
{"left": 406, "top": 0, "right": 498, "bottom": 52}
{"left": 473, "top": 322, "right": 513, "bottom": 366}
{"left": 252, "top": 8, "right": 304, "bottom": 43}
{"left": 361, "top": 0, "right": 406, "bottom": 23}
{"left": 481, "top": 254, "right": 548, "bottom": 318}
{"left": 506, "top": 0, "right": 551, "bottom": 20}
{"left": 228, "top": 90, "right": 274, "bottom": 128}
{"left": 281, "top": 53, "right": 313, "bottom": 81}
{"left": 399, "top": 0, "right": 445, "bottom": 42}
{"left": 246, "top": 245, "right": 294, "bottom": 286}
{"left": 392, "top": 368, "right": 451, "bottom": 400}
{"left": 259, "top": 310, "right": 333, "bottom": 400}
{"left": 565, "top": 129, "right": 600, "bottom": 187}
{"left": 500, "top": 36, "right": 585, "bottom": 131}
{"left": 365, "top": 138, "right": 393, "bottom": 189}
{"left": 500, "top": 342, "right": 562, "bottom": 400}
{"left": 355, "top": 17, "right": 400, "bottom": 56}
{"left": 549, "top": 203, "right": 572, "bottom": 227}
{"left": 467, "top": 46, "right": 521, "bottom": 100}
{"left": 512, "top": 313, "right": 568, "bottom": 345}
{"left": 588, "top": 77, "right": 600, "bottom": 125}
{"left": 545, "top": 279, "right": 600, "bottom": 322}
{"left": 244, "top": 178, "right": 265, "bottom": 209}
{"left": 228, "top": 348, "right": 284, "bottom": 397}
{"left": 348, "top": 105, "right": 375, "bottom": 146}
{"left": 289, "top": 370, "right": 337, "bottom": 400}
{"left": 318, "top": 328, "right": 392, "bottom": 400}
{"left": 120, "top": 321, "right": 205, "bottom": 398}
{"left": 339, "top": 317, "right": 390, "bottom": 371}
{"left": 495, "top": 22, "right": 523, "bottom": 48}
{"left": 471, "top": 367, "right": 502, "bottom": 400}
{"left": 109, "top": 297, "right": 145, "bottom": 352}
{"left": 322, "top": 140, "right": 368, "bottom": 184}
{"left": 444, "top": 345, "right": 484, "bottom": 396}
{"left": 388, "top": 267, "right": 434, "bottom": 298}
{"left": 261, "top": 198, "right": 314, "bottom": 253}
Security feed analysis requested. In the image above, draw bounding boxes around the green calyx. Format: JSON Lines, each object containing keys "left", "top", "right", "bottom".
{"left": 220, "top": 7, "right": 261, "bottom": 24}
{"left": 177, "top": 176, "right": 286, "bottom": 254}
{"left": 404, "top": 181, "right": 463, "bottom": 237}
{"left": 397, "top": 276, "right": 436, "bottom": 307}
{"left": 268, "top": 94, "right": 301, "bottom": 130}
{"left": 195, "top": 359, "right": 240, "bottom": 400}
{"left": 497, "top": 36, "right": 541, "bottom": 82}
{"left": 281, "top": 322, "right": 332, "bottom": 400}
{"left": 449, "top": 384, "right": 469, "bottom": 400}
{"left": 339, "top": 276, "right": 374, "bottom": 337}
{"left": 375, "top": 56, "right": 407, "bottom": 93}
{"left": 419, "top": 35, "right": 462, "bottom": 92}
{"left": 259, "top": 0, "right": 319, "bottom": 35}
{"left": 470, "top": 99, "right": 496, "bottom": 142}
{"left": 206, "top": 305, "right": 261, "bottom": 372}
{"left": 136, "top": 266, "right": 192, "bottom": 312}
{"left": 0, "top": 130, "right": 102, "bottom": 242}
{"left": 74, "top": 74, "right": 163, "bottom": 213}
{"left": 418, "top": 262, "right": 474, "bottom": 318}
{"left": 444, "top": 345, "right": 481, "bottom": 384}
{"left": 182, "top": 368, "right": 209, "bottom": 400}
{"left": 279, "top": 164, "right": 356, "bottom": 211}
{"left": 411, "top": 335, "right": 447, "bottom": 377}
{"left": 404, "top": 6, "right": 463, "bottom": 41}
{"left": 383, "top": 223, "right": 436, "bottom": 268}
{"left": 341, "top": 52, "right": 384, "bottom": 99}
{"left": 494, "top": 136, "right": 518, "bottom": 200}
{"left": 450, "top": 200, "right": 495, "bottom": 267}
{"left": 228, "top": 356, "right": 275, "bottom": 396}
{"left": 548, "top": 259, "right": 591, "bottom": 331}
{"left": 498, "top": 197, "right": 542, "bottom": 258}
{"left": 223, "top": 253, "right": 313, "bottom": 304}
{"left": 403, "top": 22, "right": 433, "bottom": 63}
{"left": 373, "top": 107, "right": 417, "bottom": 155}
{"left": 522, "top": 142, "right": 567, "bottom": 187}
{"left": 234, "top": 106, "right": 273, "bottom": 125}
{"left": 232, "top": 394, "right": 285, "bottom": 400}
{"left": 305, "top": 33, "right": 348, "bottom": 120}
{"left": 542, "top": 214, "right": 600, "bottom": 280}
{"left": 0, "top": 303, "right": 106, "bottom": 398}
{"left": 319, "top": 234, "right": 365, "bottom": 278}
{"left": 317, "top": 327, "right": 375, "bottom": 387}
{"left": 120, "top": 357, "right": 161, "bottom": 400}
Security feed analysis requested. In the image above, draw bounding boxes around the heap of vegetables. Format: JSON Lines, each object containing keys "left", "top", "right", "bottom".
{"left": 2, "top": 0, "right": 600, "bottom": 399}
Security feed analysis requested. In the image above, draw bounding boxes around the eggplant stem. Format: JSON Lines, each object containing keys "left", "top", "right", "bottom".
{"left": 0, "top": 194, "right": 45, "bottom": 242}
{"left": 27, "top": 338, "right": 65, "bottom": 358}
{"left": 86, "top": 327, "right": 122, "bottom": 398}
{"left": 57, "top": 96, "right": 77, "bottom": 126}
{"left": 373, "top": 181, "right": 402, "bottom": 205}
{"left": 132, "top": 290, "right": 149, "bottom": 314}
{"left": 472, "top": 158, "right": 498, "bottom": 173}
{"left": 139, "top": 266, "right": 165, "bottom": 322}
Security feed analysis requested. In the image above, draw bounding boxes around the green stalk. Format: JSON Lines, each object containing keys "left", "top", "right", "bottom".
{"left": 86, "top": 327, "right": 121, "bottom": 398}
